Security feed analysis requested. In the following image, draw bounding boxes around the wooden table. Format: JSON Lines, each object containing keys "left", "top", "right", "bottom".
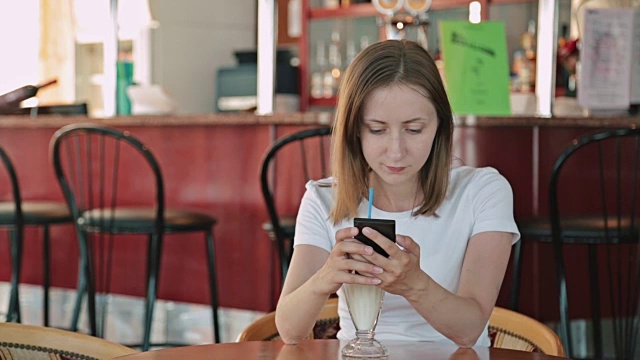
{"left": 115, "top": 340, "right": 565, "bottom": 359}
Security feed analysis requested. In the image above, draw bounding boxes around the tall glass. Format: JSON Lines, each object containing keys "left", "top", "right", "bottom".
{"left": 341, "top": 283, "right": 387, "bottom": 358}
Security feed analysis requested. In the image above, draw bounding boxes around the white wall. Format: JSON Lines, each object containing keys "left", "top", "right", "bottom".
{"left": 150, "top": 1, "right": 256, "bottom": 114}
{"left": 0, "top": 0, "right": 39, "bottom": 95}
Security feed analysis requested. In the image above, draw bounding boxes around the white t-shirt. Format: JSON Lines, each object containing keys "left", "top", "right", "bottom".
{"left": 293, "top": 166, "right": 520, "bottom": 346}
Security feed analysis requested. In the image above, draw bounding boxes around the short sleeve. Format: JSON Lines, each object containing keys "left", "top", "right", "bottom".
{"left": 471, "top": 169, "right": 520, "bottom": 244}
{"left": 293, "top": 181, "right": 334, "bottom": 253}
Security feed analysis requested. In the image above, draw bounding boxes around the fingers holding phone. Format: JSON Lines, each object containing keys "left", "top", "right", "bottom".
{"left": 311, "top": 228, "right": 383, "bottom": 293}
{"left": 354, "top": 218, "right": 396, "bottom": 257}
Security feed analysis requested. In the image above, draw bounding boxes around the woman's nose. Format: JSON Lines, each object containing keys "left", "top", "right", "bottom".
{"left": 386, "top": 133, "right": 405, "bottom": 160}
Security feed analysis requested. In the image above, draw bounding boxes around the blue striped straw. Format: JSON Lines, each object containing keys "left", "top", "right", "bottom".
{"left": 368, "top": 187, "right": 374, "bottom": 219}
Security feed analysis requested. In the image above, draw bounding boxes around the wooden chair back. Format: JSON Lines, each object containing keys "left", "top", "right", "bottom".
{"left": 0, "top": 322, "right": 138, "bottom": 359}
{"left": 237, "top": 297, "right": 339, "bottom": 342}
{"left": 489, "top": 306, "right": 565, "bottom": 357}
{"left": 238, "top": 299, "right": 564, "bottom": 358}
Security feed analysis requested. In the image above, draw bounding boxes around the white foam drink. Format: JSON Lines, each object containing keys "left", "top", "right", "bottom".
{"left": 343, "top": 283, "right": 384, "bottom": 331}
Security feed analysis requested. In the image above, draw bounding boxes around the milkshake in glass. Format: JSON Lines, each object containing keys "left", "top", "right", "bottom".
{"left": 341, "top": 282, "right": 387, "bottom": 358}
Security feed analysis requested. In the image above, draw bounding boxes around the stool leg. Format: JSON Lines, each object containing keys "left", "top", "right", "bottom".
{"left": 588, "top": 245, "right": 602, "bottom": 359}
{"left": 70, "top": 257, "right": 86, "bottom": 332}
{"left": 554, "top": 238, "right": 572, "bottom": 357}
{"left": 8, "top": 228, "right": 23, "bottom": 323}
{"left": 510, "top": 239, "right": 523, "bottom": 311}
{"left": 143, "top": 233, "right": 163, "bottom": 351}
{"left": 205, "top": 230, "right": 220, "bottom": 343}
{"left": 71, "top": 230, "right": 97, "bottom": 336}
{"left": 85, "top": 232, "right": 97, "bottom": 337}
{"left": 43, "top": 225, "right": 51, "bottom": 327}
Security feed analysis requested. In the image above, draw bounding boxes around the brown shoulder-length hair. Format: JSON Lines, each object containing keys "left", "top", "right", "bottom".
{"left": 330, "top": 39, "right": 453, "bottom": 224}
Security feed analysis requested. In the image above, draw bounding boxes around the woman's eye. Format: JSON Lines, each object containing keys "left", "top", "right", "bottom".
{"left": 369, "top": 128, "right": 385, "bottom": 135}
{"left": 407, "top": 128, "right": 423, "bottom": 134}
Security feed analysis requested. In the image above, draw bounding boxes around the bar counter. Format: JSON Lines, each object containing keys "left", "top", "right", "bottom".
{"left": 1, "top": 112, "right": 638, "bottom": 316}
{"left": 1, "top": 112, "right": 639, "bottom": 128}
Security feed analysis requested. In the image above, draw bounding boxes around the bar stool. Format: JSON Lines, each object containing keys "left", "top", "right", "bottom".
{"left": 511, "top": 216, "right": 610, "bottom": 310}
{"left": 511, "top": 129, "right": 640, "bottom": 359}
{"left": 0, "top": 145, "right": 73, "bottom": 325}
{"left": 259, "top": 127, "right": 331, "bottom": 308}
{"left": 50, "top": 123, "right": 220, "bottom": 350}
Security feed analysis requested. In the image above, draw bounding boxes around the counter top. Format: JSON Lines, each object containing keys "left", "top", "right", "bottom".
{"left": 0, "top": 112, "right": 330, "bottom": 129}
{"left": 1, "top": 112, "right": 640, "bottom": 129}
{"left": 454, "top": 114, "right": 640, "bottom": 128}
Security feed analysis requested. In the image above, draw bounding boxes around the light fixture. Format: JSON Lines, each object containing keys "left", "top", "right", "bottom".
{"left": 469, "top": 1, "right": 482, "bottom": 24}
{"left": 404, "top": 0, "right": 431, "bottom": 15}
{"left": 372, "top": 0, "right": 404, "bottom": 16}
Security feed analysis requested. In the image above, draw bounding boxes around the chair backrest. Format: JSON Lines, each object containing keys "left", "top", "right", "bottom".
{"left": 0, "top": 322, "right": 137, "bottom": 359}
{"left": 50, "top": 123, "right": 165, "bottom": 295}
{"left": 237, "top": 297, "right": 339, "bottom": 342}
{"left": 0, "top": 145, "right": 23, "bottom": 228}
{"left": 50, "top": 123, "right": 164, "bottom": 232}
{"left": 488, "top": 306, "right": 565, "bottom": 357}
{"left": 259, "top": 127, "right": 332, "bottom": 286}
{"left": 237, "top": 300, "right": 564, "bottom": 356}
{"left": 549, "top": 128, "right": 640, "bottom": 359}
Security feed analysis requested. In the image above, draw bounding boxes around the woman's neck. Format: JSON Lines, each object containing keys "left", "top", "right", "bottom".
{"left": 369, "top": 176, "right": 423, "bottom": 213}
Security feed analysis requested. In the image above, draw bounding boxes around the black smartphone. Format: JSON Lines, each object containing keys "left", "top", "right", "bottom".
{"left": 353, "top": 218, "right": 396, "bottom": 258}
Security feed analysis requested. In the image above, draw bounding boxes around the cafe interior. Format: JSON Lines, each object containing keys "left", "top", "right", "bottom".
{"left": 1, "top": 0, "right": 640, "bottom": 359}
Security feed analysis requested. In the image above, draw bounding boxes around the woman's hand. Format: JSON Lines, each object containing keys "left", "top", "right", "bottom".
{"left": 360, "top": 227, "right": 427, "bottom": 299}
{"left": 311, "top": 227, "right": 384, "bottom": 296}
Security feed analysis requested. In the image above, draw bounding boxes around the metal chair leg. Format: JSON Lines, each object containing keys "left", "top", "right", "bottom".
{"left": 70, "top": 257, "right": 86, "bottom": 332}
{"left": 8, "top": 228, "right": 23, "bottom": 323}
{"left": 510, "top": 238, "right": 523, "bottom": 311}
{"left": 43, "top": 225, "right": 51, "bottom": 327}
{"left": 205, "top": 230, "right": 220, "bottom": 343}
{"left": 509, "top": 238, "right": 524, "bottom": 311}
{"left": 143, "top": 233, "right": 163, "bottom": 351}
{"left": 86, "top": 246, "right": 98, "bottom": 337}
{"left": 588, "top": 245, "right": 602, "bottom": 359}
{"left": 554, "top": 239, "right": 572, "bottom": 358}
{"left": 74, "top": 230, "right": 97, "bottom": 336}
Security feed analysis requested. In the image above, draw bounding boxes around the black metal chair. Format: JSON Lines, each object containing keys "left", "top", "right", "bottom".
{"left": 0, "top": 146, "right": 73, "bottom": 325}
{"left": 511, "top": 215, "right": 621, "bottom": 311}
{"left": 259, "top": 127, "right": 331, "bottom": 305}
{"left": 0, "top": 146, "right": 24, "bottom": 323}
{"left": 50, "top": 123, "right": 220, "bottom": 350}
{"left": 514, "top": 128, "right": 640, "bottom": 359}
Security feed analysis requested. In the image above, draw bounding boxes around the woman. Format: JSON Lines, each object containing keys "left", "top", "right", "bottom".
{"left": 275, "top": 39, "right": 519, "bottom": 347}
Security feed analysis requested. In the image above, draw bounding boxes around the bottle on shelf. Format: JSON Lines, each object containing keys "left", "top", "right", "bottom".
{"left": 327, "top": 30, "right": 343, "bottom": 96}
{"left": 346, "top": 39, "right": 357, "bottom": 66}
{"left": 556, "top": 23, "right": 570, "bottom": 93}
{"left": 518, "top": 19, "right": 536, "bottom": 92}
{"left": 311, "top": 40, "right": 329, "bottom": 99}
{"left": 558, "top": 23, "right": 568, "bottom": 49}
{"left": 360, "top": 35, "right": 370, "bottom": 51}
{"left": 0, "top": 79, "right": 57, "bottom": 109}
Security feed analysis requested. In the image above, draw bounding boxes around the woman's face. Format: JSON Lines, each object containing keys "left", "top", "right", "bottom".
{"left": 360, "top": 84, "right": 438, "bottom": 193}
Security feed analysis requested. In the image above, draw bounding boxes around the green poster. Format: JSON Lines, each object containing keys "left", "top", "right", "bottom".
{"left": 439, "top": 21, "right": 511, "bottom": 116}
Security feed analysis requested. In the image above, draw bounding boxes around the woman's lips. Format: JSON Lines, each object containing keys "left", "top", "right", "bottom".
{"left": 386, "top": 166, "right": 405, "bottom": 173}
